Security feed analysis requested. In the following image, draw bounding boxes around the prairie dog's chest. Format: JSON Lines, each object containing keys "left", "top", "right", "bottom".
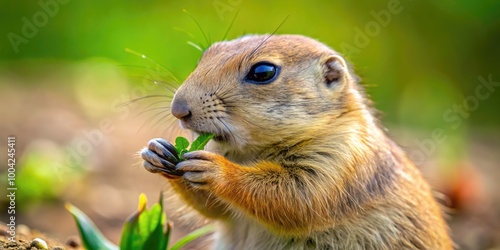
{"left": 213, "top": 219, "right": 319, "bottom": 250}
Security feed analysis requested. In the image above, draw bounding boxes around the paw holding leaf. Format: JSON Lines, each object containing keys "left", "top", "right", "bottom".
{"left": 141, "top": 138, "right": 183, "bottom": 177}
{"left": 176, "top": 150, "right": 225, "bottom": 189}
{"left": 141, "top": 134, "right": 220, "bottom": 188}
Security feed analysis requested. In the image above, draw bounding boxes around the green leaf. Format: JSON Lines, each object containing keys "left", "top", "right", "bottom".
{"left": 142, "top": 194, "right": 169, "bottom": 250}
{"left": 178, "top": 149, "right": 189, "bottom": 160}
{"left": 65, "top": 203, "right": 119, "bottom": 250}
{"left": 170, "top": 224, "right": 215, "bottom": 250}
{"left": 174, "top": 137, "right": 190, "bottom": 155}
{"left": 119, "top": 194, "right": 145, "bottom": 250}
{"left": 120, "top": 210, "right": 142, "bottom": 250}
{"left": 174, "top": 134, "right": 213, "bottom": 161}
{"left": 142, "top": 203, "right": 166, "bottom": 250}
{"left": 188, "top": 133, "right": 214, "bottom": 152}
{"left": 120, "top": 193, "right": 169, "bottom": 250}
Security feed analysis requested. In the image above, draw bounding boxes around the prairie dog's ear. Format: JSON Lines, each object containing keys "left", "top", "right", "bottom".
{"left": 323, "top": 55, "right": 348, "bottom": 87}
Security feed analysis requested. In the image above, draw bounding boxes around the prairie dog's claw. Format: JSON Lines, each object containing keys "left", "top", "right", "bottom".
{"left": 141, "top": 139, "right": 183, "bottom": 177}
{"left": 147, "top": 138, "right": 179, "bottom": 163}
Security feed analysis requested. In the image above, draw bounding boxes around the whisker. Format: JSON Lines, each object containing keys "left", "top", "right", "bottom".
{"left": 183, "top": 9, "right": 210, "bottom": 49}
{"left": 221, "top": 10, "right": 240, "bottom": 41}
{"left": 247, "top": 15, "right": 289, "bottom": 59}
{"left": 141, "top": 99, "right": 170, "bottom": 111}
{"left": 121, "top": 65, "right": 178, "bottom": 85}
{"left": 130, "top": 75, "right": 179, "bottom": 94}
{"left": 124, "top": 48, "right": 180, "bottom": 83}
{"left": 118, "top": 64, "right": 154, "bottom": 70}
{"left": 136, "top": 107, "right": 170, "bottom": 117}
{"left": 217, "top": 117, "right": 237, "bottom": 145}
{"left": 161, "top": 118, "right": 182, "bottom": 140}
{"left": 138, "top": 109, "right": 172, "bottom": 133}
{"left": 117, "top": 95, "right": 170, "bottom": 108}
{"left": 151, "top": 80, "right": 179, "bottom": 94}
{"left": 151, "top": 112, "right": 175, "bottom": 130}
{"left": 120, "top": 64, "right": 179, "bottom": 84}
{"left": 149, "top": 65, "right": 180, "bottom": 85}
{"left": 214, "top": 84, "right": 241, "bottom": 101}
{"left": 174, "top": 27, "right": 205, "bottom": 48}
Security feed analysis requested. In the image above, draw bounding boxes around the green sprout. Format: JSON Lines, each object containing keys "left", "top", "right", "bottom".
{"left": 66, "top": 193, "right": 214, "bottom": 250}
{"left": 174, "top": 133, "right": 214, "bottom": 160}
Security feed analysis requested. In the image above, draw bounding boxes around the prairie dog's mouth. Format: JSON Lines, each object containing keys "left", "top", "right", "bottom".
{"left": 191, "top": 129, "right": 228, "bottom": 143}
{"left": 180, "top": 118, "right": 233, "bottom": 144}
{"left": 212, "top": 134, "right": 226, "bottom": 142}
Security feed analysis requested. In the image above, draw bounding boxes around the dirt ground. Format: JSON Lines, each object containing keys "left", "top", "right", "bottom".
{"left": 1, "top": 74, "right": 499, "bottom": 250}
{"left": 0, "top": 223, "right": 82, "bottom": 249}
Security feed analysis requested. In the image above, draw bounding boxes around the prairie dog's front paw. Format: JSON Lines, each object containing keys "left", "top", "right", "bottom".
{"left": 176, "top": 151, "right": 224, "bottom": 189}
{"left": 141, "top": 138, "right": 183, "bottom": 177}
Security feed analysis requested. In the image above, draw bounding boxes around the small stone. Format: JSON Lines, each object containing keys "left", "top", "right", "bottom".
{"left": 65, "top": 235, "right": 80, "bottom": 248}
{"left": 30, "top": 238, "right": 48, "bottom": 249}
{"left": 51, "top": 247, "right": 66, "bottom": 250}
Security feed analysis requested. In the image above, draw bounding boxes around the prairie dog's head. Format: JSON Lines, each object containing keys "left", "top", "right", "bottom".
{"left": 171, "top": 34, "right": 362, "bottom": 154}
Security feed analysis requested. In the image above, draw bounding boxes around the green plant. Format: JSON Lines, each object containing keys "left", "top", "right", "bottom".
{"left": 174, "top": 133, "right": 214, "bottom": 160}
{"left": 66, "top": 193, "right": 214, "bottom": 250}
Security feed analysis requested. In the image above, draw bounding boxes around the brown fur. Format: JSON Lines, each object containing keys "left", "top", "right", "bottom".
{"left": 144, "top": 34, "right": 452, "bottom": 249}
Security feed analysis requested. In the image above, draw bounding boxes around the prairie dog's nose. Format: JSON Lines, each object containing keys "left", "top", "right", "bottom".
{"left": 171, "top": 96, "right": 191, "bottom": 120}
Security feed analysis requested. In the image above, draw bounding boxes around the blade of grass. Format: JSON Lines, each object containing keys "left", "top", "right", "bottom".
{"left": 120, "top": 210, "right": 142, "bottom": 250}
{"left": 65, "top": 203, "right": 119, "bottom": 250}
{"left": 120, "top": 193, "right": 149, "bottom": 250}
{"left": 169, "top": 224, "right": 215, "bottom": 250}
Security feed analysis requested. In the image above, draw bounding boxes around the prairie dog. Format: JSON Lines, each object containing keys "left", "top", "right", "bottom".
{"left": 141, "top": 34, "right": 452, "bottom": 249}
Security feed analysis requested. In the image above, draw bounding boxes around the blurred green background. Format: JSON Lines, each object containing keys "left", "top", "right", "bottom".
{"left": 1, "top": 0, "right": 499, "bottom": 125}
{"left": 1, "top": 0, "right": 499, "bottom": 249}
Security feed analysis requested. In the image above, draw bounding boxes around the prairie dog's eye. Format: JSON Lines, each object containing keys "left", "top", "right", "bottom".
{"left": 245, "top": 62, "right": 280, "bottom": 84}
